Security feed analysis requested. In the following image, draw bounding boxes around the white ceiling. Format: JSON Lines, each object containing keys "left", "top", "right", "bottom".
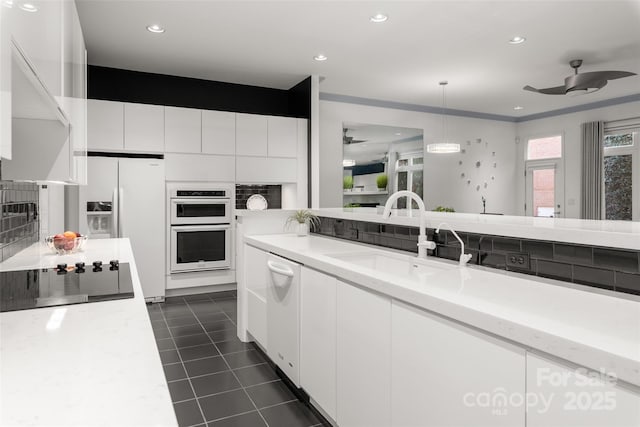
{"left": 75, "top": 0, "right": 640, "bottom": 117}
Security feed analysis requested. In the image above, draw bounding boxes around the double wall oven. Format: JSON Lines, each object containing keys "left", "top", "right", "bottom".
{"left": 168, "top": 184, "right": 233, "bottom": 273}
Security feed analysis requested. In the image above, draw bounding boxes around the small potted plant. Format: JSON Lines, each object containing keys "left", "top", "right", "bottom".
{"left": 343, "top": 175, "right": 354, "bottom": 192}
{"left": 286, "top": 210, "right": 321, "bottom": 237}
{"left": 376, "top": 174, "right": 388, "bottom": 191}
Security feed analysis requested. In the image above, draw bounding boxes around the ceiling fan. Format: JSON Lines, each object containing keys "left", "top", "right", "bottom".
{"left": 343, "top": 128, "right": 367, "bottom": 144}
{"left": 523, "top": 59, "right": 636, "bottom": 95}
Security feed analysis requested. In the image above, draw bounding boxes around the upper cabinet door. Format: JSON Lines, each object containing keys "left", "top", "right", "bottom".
{"left": 87, "top": 99, "right": 124, "bottom": 151}
{"left": 124, "top": 103, "right": 164, "bottom": 152}
{"left": 236, "top": 113, "right": 267, "bottom": 156}
{"left": 267, "top": 116, "right": 297, "bottom": 158}
{"left": 165, "top": 106, "right": 201, "bottom": 153}
{"left": 10, "top": 0, "right": 63, "bottom": 98}
{"left": 202, "top": 110, "right": 235, "bottom": 155}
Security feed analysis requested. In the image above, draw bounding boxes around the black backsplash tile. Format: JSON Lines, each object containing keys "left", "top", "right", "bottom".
{"left": 593, "top": 248, "right": 639, "bottom": 273}
{"left": 554, "top": 244, "right": 593, "bottom": 265}
{"left": 0, "top": 181, "right": 39, "bottom": 262}
{"left": 235, "top": 185, "right": 281, "bottom": 210}
{"left": 572, "top": 265, "right": 615, "bottom": 291}
{"left": 537, "top": 260, "right": 573, "bottom": 282}
{"left": 492, "top": 237, "right": 521, "bottom": 253}
{"left": 522, "top": 241, "right": 554, "bottom": 260}
{"left": 615, "top": 271, "right": 640, "bottom": 295}
{"left": 312, "top": 216, "right": 639, "bottom": 297}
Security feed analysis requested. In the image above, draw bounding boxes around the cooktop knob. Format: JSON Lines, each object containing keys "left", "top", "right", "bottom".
{"left": 75, "top": 262, "right": 85, "bottom": 269}
{"left": 56, "top": 263, "right": 67, "bottom": 273}
{"left": 92, "top": 261, "right": 103, "bottom": 268}
{"left": 109, "top": 260, "right": 119, "bottom": 271}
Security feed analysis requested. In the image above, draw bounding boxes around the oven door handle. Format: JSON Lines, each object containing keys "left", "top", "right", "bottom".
{"left": 171, "top": 198, "right": 230, "bottom": 205}
{"left": 171, "top": 224, "right": 230, "bottom": 232}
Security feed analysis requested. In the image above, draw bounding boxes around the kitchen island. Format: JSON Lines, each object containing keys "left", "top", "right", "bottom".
{"left": 240, "top": 232, "right": 640, "bottom": 427}
{"left": 0, "top": 238, "right": 177, "bottom": 426}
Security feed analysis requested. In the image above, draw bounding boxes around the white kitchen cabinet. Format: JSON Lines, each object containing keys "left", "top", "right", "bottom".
{"left": 296, "top": 118, "right": 308, "bottom": 208}
{"left": 202, "top": 110, "right": 235, "bottom": 155}
{"left": 165, "top": 106, "right": 201, "bottom": 153}
{"left": 124, "top": 102, "right": 164, "bottom": 152}
{"left": 87, "top": 99, "right": 124, "bottom": 151}
{"left": 266, "top": 253, "right": 301, "bottom": 386}
{"left": 526, "top": 353, "right": 640, "bottom": 427}
{"left": 235, "top": 156, "right": 297, "bottom": 183}
{"left": 391, "top": 300, "right": 526, "bottom": 427}
{"left": 244, "top": 244, "right": 269, "bottom": 348}
{"left": 236, "top": 113, "right": 267, "bottom": 156}
{"left": 267, "top": 115, "right": 297, "bottom": 158}
{"left": 300, "top": 267, "right": 337, "bottom": 421}
{"left": 337, "top": 280, "right": 391, "bottom": 427}
{"left": 165, "top": 153, "right": 235, "bottom": 182}
{"left": 0, "top": 3, "right": 11, "bottom": 159}
{"left": 10, "top": 0, "right": 63, "bottom": 98}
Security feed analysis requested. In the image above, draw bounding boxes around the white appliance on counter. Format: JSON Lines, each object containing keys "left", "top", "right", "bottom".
{"left": 266, "top": 253, "right": 301, "bottom": 387}
{"left": 165, "top": 182, "right": 236, "bottom": 292}
{"left": 79, "top": 155, "right": 165, "bottom": 302}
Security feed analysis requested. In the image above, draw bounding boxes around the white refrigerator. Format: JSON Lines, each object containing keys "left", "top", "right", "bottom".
{"left": 80, "top": 156, "right": 165, "bottom": 301}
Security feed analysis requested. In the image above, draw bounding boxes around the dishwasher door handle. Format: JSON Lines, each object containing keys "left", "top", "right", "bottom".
{"left": 267, "top": 261, "right": 294, "bottom": 278}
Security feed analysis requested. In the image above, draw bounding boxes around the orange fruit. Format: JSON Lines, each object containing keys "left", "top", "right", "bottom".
{"left": 63, "top": 231, "right": 77, "bottom": 240}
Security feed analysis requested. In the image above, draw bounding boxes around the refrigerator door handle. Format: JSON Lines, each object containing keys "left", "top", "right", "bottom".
{"left": 118, "top": 187, "right": 125, "bottom": 238}
{"left": 111, "top": 187, "right": 119, "bottom": 238}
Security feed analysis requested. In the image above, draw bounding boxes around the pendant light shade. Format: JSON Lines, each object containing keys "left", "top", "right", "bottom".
{"left": 427, "top": 81, "right": 460, "bottom": 154}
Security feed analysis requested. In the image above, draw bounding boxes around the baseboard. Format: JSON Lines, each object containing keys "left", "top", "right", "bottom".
{"left": 165, "top": 282, "right": 237, "bottom": 297}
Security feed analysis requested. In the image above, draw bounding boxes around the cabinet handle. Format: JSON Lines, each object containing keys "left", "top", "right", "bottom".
{"left": 267, "top": 261, "right": 294, "bottom": 278}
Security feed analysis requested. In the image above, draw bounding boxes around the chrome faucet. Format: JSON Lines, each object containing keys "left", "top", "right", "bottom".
{"left": 382, "top": 191, "right": 436, "bottom": 259}
{"left": 435, "top": 222, "right": 473, "bottom": 266}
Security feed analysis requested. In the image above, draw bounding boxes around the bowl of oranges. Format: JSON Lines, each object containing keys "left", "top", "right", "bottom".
{"left": 45, "top": 231, "right": 88, "bottom": 255}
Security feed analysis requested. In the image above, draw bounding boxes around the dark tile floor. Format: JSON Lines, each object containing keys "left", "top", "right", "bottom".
{"left": 147, "top": 291, "right": 326, "bottom": 427}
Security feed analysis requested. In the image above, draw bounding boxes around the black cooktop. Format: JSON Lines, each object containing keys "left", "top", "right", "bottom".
{"left": 0, "top": 261, "right": 134, "bottom": 313}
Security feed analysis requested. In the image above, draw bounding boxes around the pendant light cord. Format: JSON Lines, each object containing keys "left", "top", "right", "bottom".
{"left": 440, "top": 81, "right": 448, "bottom": 143}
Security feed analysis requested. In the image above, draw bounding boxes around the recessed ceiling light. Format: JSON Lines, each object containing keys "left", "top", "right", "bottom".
{"left": 508, "top": 36, "right": 526, "bottom": 44}
{"left": 514, "top": 106, "right": 524, "bottom": 110}
{"left": 19, "top": 2, "right": 37, "bottom": 12}
{"left": 313, "top": 54, "right": 328, "bottom": 62}
{"left": 146, "top": 24, "right": 165, "bottom": 33}
{"left": 370, "top": 13, "right": 388, "bottom": 23}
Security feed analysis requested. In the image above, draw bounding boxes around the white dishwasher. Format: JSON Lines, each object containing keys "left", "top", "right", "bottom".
{"left": 266, "top": 253, "right": 301, "bottom": 387}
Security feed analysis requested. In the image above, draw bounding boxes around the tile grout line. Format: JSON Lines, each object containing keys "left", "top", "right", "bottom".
{"left": 184, "top": 298, "right": 272, "bottom": 427}
{"left": 159, "top": 299, "right": 209, "bottom": 426}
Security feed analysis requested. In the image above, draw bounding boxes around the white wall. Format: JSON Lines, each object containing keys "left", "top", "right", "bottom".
{"left": 319, "top": 100, "right": 518, "bottom": 214}
{"left": 319, "top": 99, "right": 640, "bottom": 218}
{"left": 515, "top": 101, "right": 640, "bottom": 219}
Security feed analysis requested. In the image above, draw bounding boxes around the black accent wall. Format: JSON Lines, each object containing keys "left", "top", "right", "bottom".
{"left": 88, "top": 66, "right": 311, "bottom": 118}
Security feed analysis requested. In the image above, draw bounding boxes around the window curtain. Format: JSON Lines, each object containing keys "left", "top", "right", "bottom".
{"left": 580, "top": 121, "right": 604, "bottom": 219}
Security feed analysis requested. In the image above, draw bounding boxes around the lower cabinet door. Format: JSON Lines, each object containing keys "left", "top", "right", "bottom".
{"left": 337, "top": 280, "right": 391, "bottom": 427}
{"left": 300, "top": 267, "right": 337, "bottom": 421}
{"left": 526, "top": 353, "right": 640, "bottom": 427}
{"left": 391, "top": 300, "right": 526, "bottom": 427}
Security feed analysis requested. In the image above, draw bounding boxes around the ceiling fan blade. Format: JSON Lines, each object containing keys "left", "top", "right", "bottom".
{"left": 523, "top": 84, "right": 567, "bottom": 95}
{"left": 566, "top": 71, "right": 636, "bottom": 90}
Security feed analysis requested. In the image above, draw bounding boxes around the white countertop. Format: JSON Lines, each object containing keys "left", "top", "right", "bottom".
{"left": 235, "top": 209, "right": 297, "bottom": 218}
{"left": 313, "top": 207, "right": 640, "bottom": 250}
{"left": 0, "top": 239, "right": 177, "bottom": 426}
{"left": 244, "top": 233, "right": 640, "bottom": 387}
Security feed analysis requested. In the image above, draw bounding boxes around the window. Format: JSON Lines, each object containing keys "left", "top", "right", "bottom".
{"left": 603, "top": 131, "right": 639, "bottom": 221}
{"left": 395, "top": 152, "right": 424, "bottom": 208}
{"left": 527, "top": 135, "right": 562, "bottom": 160}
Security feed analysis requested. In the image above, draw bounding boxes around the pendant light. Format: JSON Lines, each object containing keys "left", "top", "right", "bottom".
{"left": 427, "top": 81, "right": 460, "bottom": 154}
